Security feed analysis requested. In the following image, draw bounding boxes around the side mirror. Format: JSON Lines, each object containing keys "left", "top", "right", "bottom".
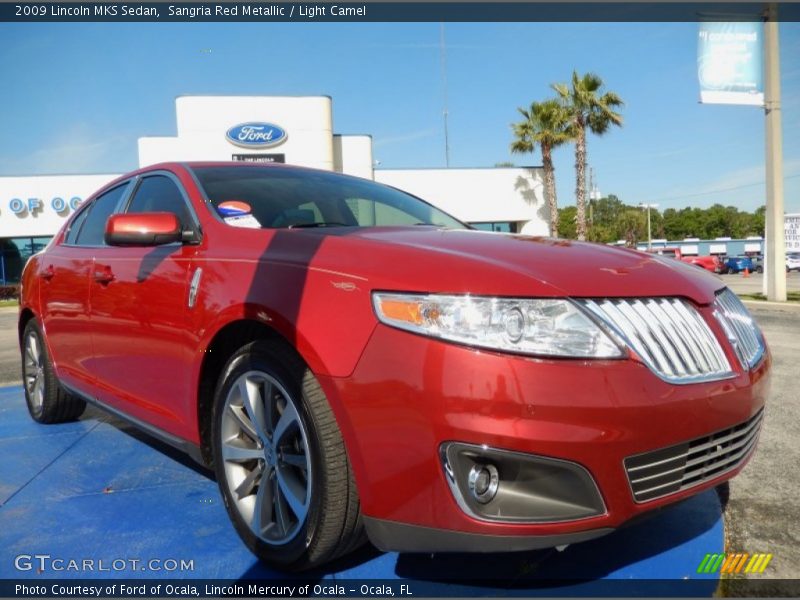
{"left": 105, "top": 212, "right": 182, "bottom": 246}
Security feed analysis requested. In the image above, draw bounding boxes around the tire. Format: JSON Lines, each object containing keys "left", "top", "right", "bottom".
{"left": 756, "top": 266, "right": 763, "bottom": 274}
{"left": 21, "top": 319, "right": 86, "bottom": 424}
{"left": 211, "top": 339, "right": 364, "bottom": 571}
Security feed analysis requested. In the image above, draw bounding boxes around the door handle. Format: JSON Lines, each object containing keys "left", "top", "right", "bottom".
{"left": 40, "top": 265, "right": 55, "bottom": 281}
{"left": 94, "top": 265, "right": 115, "bottom": 284}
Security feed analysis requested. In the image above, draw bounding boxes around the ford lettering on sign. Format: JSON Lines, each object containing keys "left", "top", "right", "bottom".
{"left": 226, "top": 122, "right": 287, "bottom": 148}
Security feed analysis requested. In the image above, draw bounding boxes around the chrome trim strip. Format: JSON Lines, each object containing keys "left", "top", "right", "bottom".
{"left": 624, "top": 410, "right": 764, "bottom": 503}
{"left": 579, "top": 297, "right": 735, "bottom": 385}
{"left": 188, "top": 267, "right": 203, "bottom": 309}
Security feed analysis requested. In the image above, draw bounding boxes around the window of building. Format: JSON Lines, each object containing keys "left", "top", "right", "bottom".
{"left": 470, "top": 222, "right": 518, "bottom": 233}
{"left": 0, "top": 236, "right": 53, "bottom": 284}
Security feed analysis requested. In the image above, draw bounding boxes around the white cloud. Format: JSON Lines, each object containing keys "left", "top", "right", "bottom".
{"left": 0, "top": 123, "right": 131, "bottom": 175}
{"left": 373, "top": 128, "right": 438, "bottom": 148}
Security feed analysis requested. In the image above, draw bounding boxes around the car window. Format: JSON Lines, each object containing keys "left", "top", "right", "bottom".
{"left": 74, "top": 184, "right": 129, "bottom": 246}
{"left": 192, "top": 166, "right": 466, "bottom": 230}
{"left": 63, "top": 204, "right": 91, "bottom": 245}
{"left": 126, "top": 175, "right": 193, "bottom": 228}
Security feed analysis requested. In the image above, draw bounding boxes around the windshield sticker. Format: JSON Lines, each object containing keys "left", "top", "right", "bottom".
{"left": 223, "top": 214, "right": 262, "bottom": 229}
{"left": 217, "top": 200, "right": 253, "bottom": 217}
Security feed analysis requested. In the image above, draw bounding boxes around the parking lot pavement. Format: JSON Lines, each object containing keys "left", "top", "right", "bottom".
{"left": 0, "top": 307, "right": 19, "bottom": 387}
{"left": 722, "top": 302, "right": 800, "bottom": 595}
{"left": 721, "top": 271, "right": 800, "bottom": 296}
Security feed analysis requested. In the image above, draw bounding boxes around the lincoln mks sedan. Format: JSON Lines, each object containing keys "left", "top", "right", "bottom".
{"left": 19, "top": 162, "right": 770, "bottom": 570}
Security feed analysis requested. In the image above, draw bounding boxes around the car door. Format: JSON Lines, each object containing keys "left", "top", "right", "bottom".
{"left": 88, "top": 172, "right": 201, "bottom": 438}
{"left": 39, "top": 183, "right": 130, "bottom": 395}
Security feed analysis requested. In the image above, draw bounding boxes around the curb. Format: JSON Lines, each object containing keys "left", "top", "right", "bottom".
{"left": 741, "top": 299, "right": 800, "bottom": 311}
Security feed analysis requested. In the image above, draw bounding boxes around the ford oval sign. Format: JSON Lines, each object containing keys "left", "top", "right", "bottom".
{"left": 226, "top": 122, "right": 287, "bottom": 149}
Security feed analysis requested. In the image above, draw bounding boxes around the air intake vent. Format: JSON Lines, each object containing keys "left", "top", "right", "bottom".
{"left": 624, "top": 409, "right": 764, "bottom": 503}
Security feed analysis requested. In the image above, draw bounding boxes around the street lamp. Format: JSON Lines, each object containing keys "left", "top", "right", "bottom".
{"left": 639, "top": 203, "right": 659, "bottom": 250}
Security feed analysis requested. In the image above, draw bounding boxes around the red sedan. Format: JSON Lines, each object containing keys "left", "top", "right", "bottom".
{"left": 19, "top": 163, "right": 769, "bottom": 570}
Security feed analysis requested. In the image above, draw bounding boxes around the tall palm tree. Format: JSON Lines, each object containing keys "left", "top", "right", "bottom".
{"left": 510, "top": 99, "right": 571, "bottom": 237}
{"left": 553, "top": 71, "right": 624, "bottom": 241}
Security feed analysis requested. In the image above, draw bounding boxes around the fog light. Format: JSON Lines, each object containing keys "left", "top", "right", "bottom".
{"left": 468, "top": 463, "right": 499, "bottom": 504}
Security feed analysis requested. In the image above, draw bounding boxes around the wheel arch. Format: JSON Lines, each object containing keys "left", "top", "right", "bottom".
{"left": 196, "top": 318, "right": 284, "bottom": 466}
{"left": 194, "top": 314, "right": 359, "bottom": 471}
{"left": 18, "top": 308, "right": 36, "bottom": 350}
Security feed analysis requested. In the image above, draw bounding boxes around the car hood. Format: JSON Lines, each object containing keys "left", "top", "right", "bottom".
{"left": 292, "top": 227, "right": 725, "bottom": 305}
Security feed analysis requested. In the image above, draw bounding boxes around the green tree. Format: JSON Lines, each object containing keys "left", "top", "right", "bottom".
{"left": 553, "top": 71, "right": 624, "bottom": 241}
{"left": 558, "top": 205, "right": 578, "bottom": 240}
{"left": 510, "top": 99, "right": 572, "bottom": 237}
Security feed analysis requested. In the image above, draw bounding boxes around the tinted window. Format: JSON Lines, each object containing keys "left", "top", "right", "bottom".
{"left": 74, "top": 184, "right": 128, "bottom": 246}
{"left": 192, "top": 166, "right": 466, "bottom": 230}
{"left": 64, "top": 205, "right": 91, "bottom": 245}
{"left": 127, "top": 176, "right": 192, "bottom": 228}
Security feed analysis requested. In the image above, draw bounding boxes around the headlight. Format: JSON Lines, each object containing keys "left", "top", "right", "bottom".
{"left": 372, "top": 292, "right": 624, "bottom": 358}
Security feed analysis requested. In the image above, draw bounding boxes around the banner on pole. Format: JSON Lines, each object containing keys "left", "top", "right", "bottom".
{"left": 698, "top": 22, "right": 764, "bottom": 106}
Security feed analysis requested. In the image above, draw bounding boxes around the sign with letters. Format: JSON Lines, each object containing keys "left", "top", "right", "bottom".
{"left": 698, "top": 22, "right": 764, "bottom": 106}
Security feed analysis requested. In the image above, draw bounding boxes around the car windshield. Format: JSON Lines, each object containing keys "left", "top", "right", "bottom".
{"left": 192, "top": 166, "right": 467, "bottom": 230}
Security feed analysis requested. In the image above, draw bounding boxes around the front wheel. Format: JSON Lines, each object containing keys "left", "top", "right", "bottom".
{"left": 21, "top": 319, "right": 86, "bottom": 423}
{"left": 211, "top": 340, "right": 364, "bottom": 571}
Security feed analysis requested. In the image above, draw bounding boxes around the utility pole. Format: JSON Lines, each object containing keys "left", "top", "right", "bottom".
{"left": 439, "top": 23, "right": 451, "bottom": 168}
{"left": 764, "top": 3, "right": 786, "bottom": 301}
{"left": 640, "top": 203, "right": 658, "bottom": 250}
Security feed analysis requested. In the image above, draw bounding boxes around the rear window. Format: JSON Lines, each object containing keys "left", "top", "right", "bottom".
{"left": 191, "top": 166, "right": 466, "bottom": 230}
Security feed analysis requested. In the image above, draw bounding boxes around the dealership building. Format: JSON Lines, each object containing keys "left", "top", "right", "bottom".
{"left": 0, "top": 95, "right": 550, "bottom": 284}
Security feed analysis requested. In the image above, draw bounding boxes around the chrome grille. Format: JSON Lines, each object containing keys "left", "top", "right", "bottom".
{"left": 579, "top": 298, "right": 732, "bottom": 384}
{"left": 624, "top": 409, "right": 764, "bottom": 503}
{"left": 714, "top": 288, "right": 765, "bottom": 369}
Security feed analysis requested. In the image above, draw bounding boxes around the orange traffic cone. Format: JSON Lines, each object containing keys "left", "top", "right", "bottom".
{"left": 743, "top": 267, "right": 750, "bottom": 278}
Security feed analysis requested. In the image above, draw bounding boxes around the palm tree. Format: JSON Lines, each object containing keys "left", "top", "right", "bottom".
{"left": 510, "top": 99, "right": 571, "bottom": 237}
{"left": 553, "top": 71, "right": 624, "bottom": 241}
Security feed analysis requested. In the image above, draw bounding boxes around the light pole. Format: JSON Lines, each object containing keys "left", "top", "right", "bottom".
{"left": 764, "top": 4, "right": 786, "bottom": 301}
{"left": 639, "top": 203, "right": 659, "bottom": 250}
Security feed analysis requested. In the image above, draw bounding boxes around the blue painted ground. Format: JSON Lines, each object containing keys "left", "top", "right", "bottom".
{"left": 0, "top": 385, "right": 723, "bottom": 595}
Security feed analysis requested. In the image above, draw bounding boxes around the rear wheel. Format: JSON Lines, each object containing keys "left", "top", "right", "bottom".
{"left": 21, "top": 320, "right": 86, "bottom": 423}
{"left": 211, "top": 339, "right": 364, "bottom": 571}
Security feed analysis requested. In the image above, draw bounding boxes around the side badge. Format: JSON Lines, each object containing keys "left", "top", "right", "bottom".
{"left": 189, "top": 268, "right": 203, "bottom": 309}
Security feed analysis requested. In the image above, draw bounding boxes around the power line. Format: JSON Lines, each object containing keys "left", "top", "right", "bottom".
{"left": 657, "top": 172, "right": 800, "bottom": 204}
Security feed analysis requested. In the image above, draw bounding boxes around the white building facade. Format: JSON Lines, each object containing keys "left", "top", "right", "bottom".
{"left": 0, "top": 95, "right": 551, "bottom": 284}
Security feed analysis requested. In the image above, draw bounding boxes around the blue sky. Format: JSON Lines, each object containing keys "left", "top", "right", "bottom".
{"left": 1, "top": 21, "right": 798, "bottom": 213}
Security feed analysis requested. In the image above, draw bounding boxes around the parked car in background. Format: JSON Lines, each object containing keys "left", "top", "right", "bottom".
{"left": 18, "top": 162, "right": 771, "bottom": 571}
{"left": 645, "top": 247, "right": 682, "bottom": 260}
{"left": 787, "top": 252, "right": 800, "bottom": 272}
{"left": 722, "top": 255, "right": 755, "bottom": 275}
{"left": 681, "top": 254, "right": 723, "bottom": 274}
{"left": 750, "top": 255, "right": 764, "bottom": 273}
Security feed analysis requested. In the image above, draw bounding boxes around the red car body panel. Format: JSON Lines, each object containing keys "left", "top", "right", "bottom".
{"left": 20, "top": 162, "right": 770, "bottom": 548}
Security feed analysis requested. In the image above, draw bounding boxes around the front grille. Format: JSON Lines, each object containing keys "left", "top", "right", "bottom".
{"left": 714, "top": 288, "right": 766, "bottom": 369}
{"left": 624, "top": 409, "right": 764, "bottom": 503}
{"left": 579, "top": 298, "right": 733, "bottom": 384}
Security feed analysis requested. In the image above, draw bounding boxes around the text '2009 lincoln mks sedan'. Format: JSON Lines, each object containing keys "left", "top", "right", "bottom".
{"left": 19, "top": 162, "right": 770, "bottom": 570}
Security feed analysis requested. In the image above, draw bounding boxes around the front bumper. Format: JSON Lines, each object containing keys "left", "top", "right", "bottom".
{"left": 318, "top": 322, "right": 770, "bottom": 553}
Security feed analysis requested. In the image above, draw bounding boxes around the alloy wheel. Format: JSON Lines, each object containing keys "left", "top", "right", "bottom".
{"left": 24, "top": 331, "right": 45, "bottom": 412}
{"left": 220, "top": 371, "right": 312, "bottom": 545}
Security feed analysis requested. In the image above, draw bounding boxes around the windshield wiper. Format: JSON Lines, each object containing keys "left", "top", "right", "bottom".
{"left": 288, "top": 222, "right": 352, "bottom": 229}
